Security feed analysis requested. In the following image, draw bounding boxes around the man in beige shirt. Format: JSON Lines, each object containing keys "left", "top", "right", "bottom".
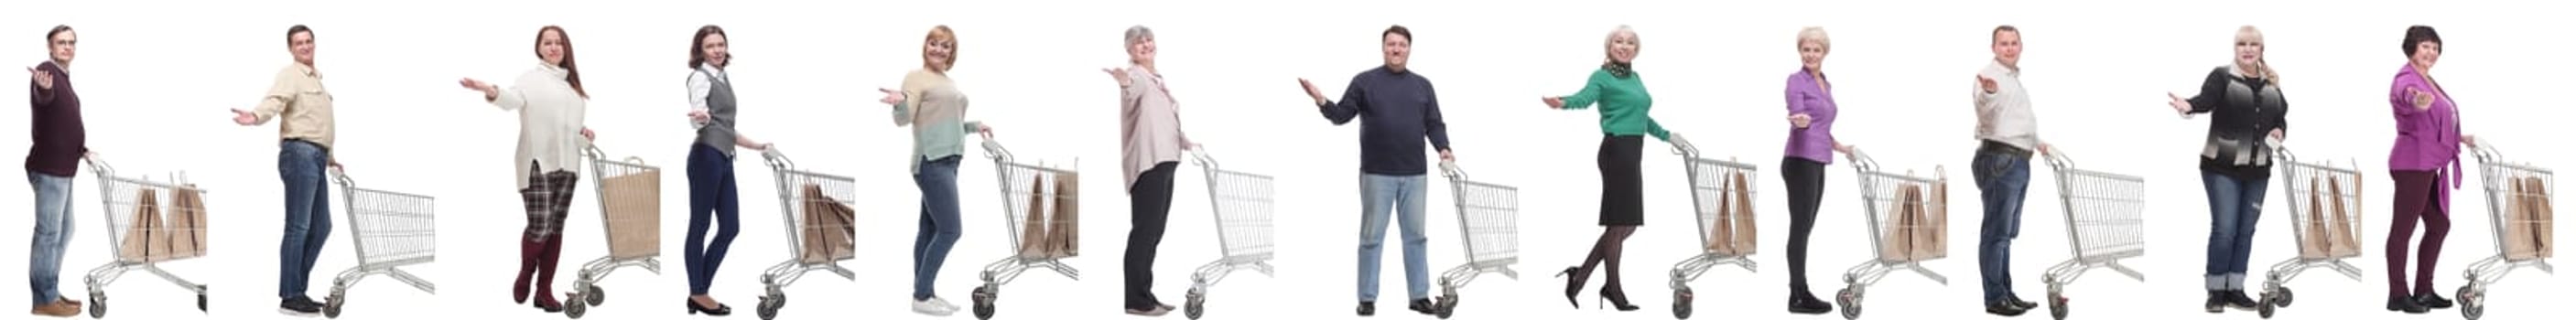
{"left": 1969, "top": 25, "right": 2051, "bottom": 317}
{"left": 226, "top": 25, "right": 337, "bottom": 316}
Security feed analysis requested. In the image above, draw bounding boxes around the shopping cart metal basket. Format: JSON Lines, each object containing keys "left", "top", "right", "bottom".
{"left": 752, "top": 148, "right": 860, "bottom": 320}
{"left": 2457, "top": 143, "right": 2556, "bottom": 320}
{"left": 2037, "top": 150, "right": 2148, "bottom": 320}
{"left": 1833, "top": 148, "right": 1949, "bottom": 320}
{"left": 2255, "top": 146, "right": 2367, "bottom": 318}
{"left": 563, "top": 146, "right": 665, "bottom": 318}
{"left": 79, "top": 159, "right": 211, "bottom": 318}
{"left": 1179, "top": 146, "right": 1277, "bottom": 320}
{"left": 1662, "top": 138, "right": 1758, "bottom": 320}
{"left": 1424, "top": 160, "right": 1520, "bottom": 319}
{"left": 968, "top": 139, "right": 1081, "bottom": 320}
{"left": 322, "top": 169, "right": 438, "bottom": 318}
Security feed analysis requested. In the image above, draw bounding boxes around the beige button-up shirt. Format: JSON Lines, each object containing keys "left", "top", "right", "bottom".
{"left": 251, "top": 63, "right": 338, "bottom": 159}
{"left": 1972, "top": 60, "right": 2040, "bottom": 150}
{"left": 1120, "top": 65, "right": 1189, "bottom": 188}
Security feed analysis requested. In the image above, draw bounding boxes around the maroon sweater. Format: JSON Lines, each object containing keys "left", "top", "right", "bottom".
{"left": 27, "top": 60, "right": 84, "bottom": 176}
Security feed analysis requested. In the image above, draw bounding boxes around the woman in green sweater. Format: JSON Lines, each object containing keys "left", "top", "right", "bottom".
{"left": 1543, "top": 25, "right": 1685, "bottom": 313}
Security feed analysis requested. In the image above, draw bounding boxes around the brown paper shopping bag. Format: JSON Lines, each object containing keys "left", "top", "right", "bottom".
{"left": 1728, "top": 171, "right": 1758, "bottom": 255}
{"left": 2299, "top": 177, "right": 2331, "bottom": 259}
{"left": 1880, "top": 184, "right": 1923, "bottom": 262}
{"left": 166, "top": 187, "right": 210, "bottom": 259}
{"left": 1706, "top": 179, "right": 1734, "bottom": 253}
{"left": 2325, "top": 176, "right": 2361, "bottom": 256}
{"left": 118, "top": 188, "right": 170, "bottom": 262}
{"left": 1048, "top": 172, "right": 1080, "bottom": 258}
{"left": 2527, "top": 177, "right": 2554, "bottom": 258}
{"left": 601, "top": 171, "right": 663, "bottom": 259}
{"left": 797, "top": 184, "right": 857, "bottom": 263}
{"left": 1911, "top": 180, "right": 1949, "bottom": 260}
{"left": 1019, "top": 176, "right": 1053, "bottom": 259}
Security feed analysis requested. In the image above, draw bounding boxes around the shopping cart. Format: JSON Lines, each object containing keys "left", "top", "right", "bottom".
{"left": 1424, "top": 159, "right": 1520, "bottom": 319}
{"left": 2458, "top": 143, "right": 2556, "bottom": 320}
{"left": 2037, "top": 150, "right": 2148, "bottom": 320}
{"left": 1662, "top": 138, "right": 1758, "bottom": 320}
{"left": 1179, "top": 146, "right": 1278, "bottom": 320}
{"left": 1833, "top": 148, "right": 1948, "bottom": 320}
{"left": 78, "top": 159, "right": 211, "bottom": 318}
{"left": 321, "top": 168, "right": 438, "bottom": 318}
{"left": 2255, "top": 146, "right": 2367, "bottom": 318}
{"left": 751, "top": 148, "right": 859, "bottom": 320}
{"left": 563, "top": 146, "right": 665, "bottom": 319}
{"left": 969, "top": 139, "right": 1081, "bottom": 320}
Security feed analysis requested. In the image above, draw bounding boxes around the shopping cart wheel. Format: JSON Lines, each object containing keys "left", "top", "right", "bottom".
{"left": 2257, "top": 296, "right": 2275, "bottom": 318}
{"left": 2273, "top": 286, "right": 2291, "bottom": 307}
{"left": 2456, "top": 286, "right": 2482, "bottom": 320}
{"left": 198, "top": 293, "right": 208, "bottom": 312}
{"left": 1835, "top": 288, "right": 1861, "bottom": 320}
{"left": 323, "top": 293, "right": 346, "bottom": 318}
{"left": 971, "top": 285, "right": 998, "bottom": 320}
{"left": 1672, "top": 287, "right": 1694, "bottom": 319}
{"left": 756, "top": 293, "right": 782, "bottom": 320}
{"left": 585, "top": 285, "right": 606, "bottom": 306}
{"left": 86, "top": 292, "right": 104, "bottom": 318}
{"left": 2046, "top": 292, "right": 2067, "bottom": 320}
{"left": 565, "top": 297, "right": 588, "bottom": 319}
{"left": 1184, "top": 290, "right": 1206, "bottom": 320}
{"left": 1433, "top": 294, "right": 1457, "bottom": 319}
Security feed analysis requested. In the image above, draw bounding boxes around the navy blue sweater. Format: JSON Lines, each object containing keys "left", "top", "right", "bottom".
{"left": 1320, "top": 66, "right": 1450, "bottom": 176}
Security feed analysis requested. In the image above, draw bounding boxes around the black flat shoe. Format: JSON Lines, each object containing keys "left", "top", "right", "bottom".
{"left": 1986, "top": 300, "right": 2029, "bottom": 316}
{"left": 687, "top": 299, "right": 732, "bottom": 316}
{"left": 2203, "top": 291, "right": 2224, "bottom": 314}
{"left": 2412, "top": 292, "right": 2454, "bottom": 309}
{"left": 1789, "top": 293, "right": 1834, "bottom": 315}
{"left": 2387, "top": 296, "right": 2428, "bottom": 314}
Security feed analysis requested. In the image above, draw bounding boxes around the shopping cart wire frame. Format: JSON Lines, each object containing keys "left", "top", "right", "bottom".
{"left": 1666, "top": 141, "right": 1759, "bottom": 291}
{"left": 326, "top": 168, "right": 439, "bottom": 295}
{"left": 977, "top": 139, "right": 1081, "bottom": 285}
{"left": 2266, "top": 146, "right": 2368, "bottom": 283}
{"left": 579, "top": 145, "right": 665, "bottom": 277}
{"left": 2038, "top": 150, "right": 2148, "bottom": 287}
{"left": 1435, "top": 160, "right": 1521, "bottom": 290}
{"left": 1841, "top": 149, "right": 1951, "bottom": 287}
{"left": 757, "top": 149, "right": 860, "bottom": 289}
{"left": 1185, "top": 146, "right": 1278, "bottom": 287}
{"left": 2463, "top": 144, "right": 2556, "bottom": 287}
{"left": 81, "top": 158, "right": 211, "bottom": 316}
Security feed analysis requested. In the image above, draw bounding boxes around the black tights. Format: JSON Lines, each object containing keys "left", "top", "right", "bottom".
{"left": 1572, "top": 226, "right": 1639, "bottom": 300}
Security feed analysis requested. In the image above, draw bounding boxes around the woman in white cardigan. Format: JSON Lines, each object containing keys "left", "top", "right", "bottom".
{"left": 456, "top": 25, "right": 595, "bottom": 314}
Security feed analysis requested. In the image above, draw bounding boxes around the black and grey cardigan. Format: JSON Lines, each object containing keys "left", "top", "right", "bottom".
{"left": 2183, "top": 64, "right": 2289, "bottom": 180}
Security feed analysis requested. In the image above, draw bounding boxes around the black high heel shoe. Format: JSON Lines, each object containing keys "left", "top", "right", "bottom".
{"left": 1598, "top": 288, "right": 1640, "bottom": 312}
{"left": 687, "top": 298, "right": 733, "bottom": 316}
{"left": 1555, "top": 267, "right": 1583, "bottom": 309}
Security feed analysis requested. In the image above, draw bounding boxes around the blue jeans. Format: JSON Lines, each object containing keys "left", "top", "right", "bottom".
{"left": 1356, "top": 174, "right": 1431, "bottom": 303}
{"left": 2200, "top": 171, "right": 2268, "bottom": 291}
{"left": 29, "top": 172, "right": 76, "bottom": 304}
{"left": 277, "top": 140, "right": 333, "bottom": 300}
{"left": 1971, "top": 150, "right": 2030, "bottom": 304}
{"left": 912, "top": 155, "right": 964, "bottom": 300}
{"left": 683, "top": 144, "right": 741, "bottom": 295}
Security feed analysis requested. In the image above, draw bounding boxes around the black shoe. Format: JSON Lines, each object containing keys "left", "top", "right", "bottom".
{"left": 2005, "top": 293, "right": 2039, "bottom": 310}
{"left": 1407, "top": 299, "right": 1436, "bottom": 315}
{"left": 2224, "top": 290, "right": 2260, "bottom": 311}
{"left": 1789, "top": 293, "right": 1834, "bottom": 315}
{"left": 1356, "top": 302, "right": 1375, "bottom": 316}
{"left": 2412, "top": 292, "right": 2454, "bottom": 309}
{"left": 1555, "top": 267, "right": 1584, "bottom": 309}
{"left": 2387, "top": 296, "right": 2429, "bottom": 314}
{"left": 1986, "top": 300, "right": 2029, "bottom": 316}
{"left": 1597, "top": 289, "right": 1640, "bottom": 312}
{"left": 687, "top": 299, "right": 732, "bottom": 316}
{"left": 2203, "top": 291, "right": 2225, "bottom": 314}
{"left": 536, "top": 299, "right": 565, "bottom": 313}
{"left": 278, "top": 298, "right": 320, "bottom": 316}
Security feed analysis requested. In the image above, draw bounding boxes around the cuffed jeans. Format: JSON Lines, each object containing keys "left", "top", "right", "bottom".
{"left": 277, "top": 140, "right": 333, "bottom": 300}
{"left": 29, "top": 172, "right": 76, "bottom": 304}
{"left": 913, "top": 155, "right": 964, "bottom": 301}
{"left": 2201, "top": 171, "right": 2268, "bottom": 291}
{"left": 1357, "top": 174, "right": 1431, "bottom": 303}
{"left": 1971, "top": 148, "right": 2030, "bottom": 304}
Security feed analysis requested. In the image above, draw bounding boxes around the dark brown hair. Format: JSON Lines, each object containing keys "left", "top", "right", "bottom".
{"left": 537, "top": 26, "right": 588, "bottom": 98}
{"left": 1992, "top": 25, "right": 2019, "bottom": 44}
{"left": 2402, "top": 25, "right": 2441, "bottom": 57}
{"left": 287, "top": 25, "right": 313, "bottom": 45}
{"left": 45, "top": 25, "right": 72, "bottom": 43}
{"left": 688, "top": 25, "right": 727, "bottom": 69}
{"left": 1383, "top": 25, "right": 1412, "bottom": 43}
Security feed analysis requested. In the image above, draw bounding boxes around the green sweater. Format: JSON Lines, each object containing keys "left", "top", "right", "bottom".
{"left": 1560, "top": 68, "right": 1669, "bottom": 141}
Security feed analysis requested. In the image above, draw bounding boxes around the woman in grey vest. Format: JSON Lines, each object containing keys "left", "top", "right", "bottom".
{"left": 680, "top": 25, "right": 773, "bottom": 316}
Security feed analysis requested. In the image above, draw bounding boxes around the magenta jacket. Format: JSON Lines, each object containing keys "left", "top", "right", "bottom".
{"left": 2387, "top": 64, "right": 2463, "bottom": 203}
{"left": 1783, "top": 69, "right": 1837, "bottom": 164}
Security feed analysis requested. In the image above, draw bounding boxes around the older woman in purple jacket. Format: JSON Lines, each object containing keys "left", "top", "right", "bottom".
{"left": 2382, "top": 25, "right": 2473, "bottom": 315}
{"left": 1780, "top": 27, "right": 1853, "bottom": 315}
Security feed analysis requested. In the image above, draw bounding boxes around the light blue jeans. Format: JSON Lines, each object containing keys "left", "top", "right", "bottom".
{"left": 29, "top": 172, "right": 76, "bottom": 304}
{"left": 2201, "top": 171, "right": 2268, "bottom": 291}
{"left": 913, "top": 155, "right": 964, "bottom": 301}
{"left": 1357, "top": 174, "right": 1431, "bottom": 303}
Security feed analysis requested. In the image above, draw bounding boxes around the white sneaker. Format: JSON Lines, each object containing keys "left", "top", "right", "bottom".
{"left": 914, "top": 297, "right": 960, "bottom": 316}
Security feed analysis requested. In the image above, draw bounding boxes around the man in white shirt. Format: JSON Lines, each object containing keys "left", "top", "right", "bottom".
{"left": 1970, "top": 25, "right": 2051, "bottom": 317}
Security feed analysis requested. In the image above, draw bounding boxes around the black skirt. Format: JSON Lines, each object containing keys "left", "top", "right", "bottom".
{"left": 1596, "top": 134, "right": 1645, "bottom": 226}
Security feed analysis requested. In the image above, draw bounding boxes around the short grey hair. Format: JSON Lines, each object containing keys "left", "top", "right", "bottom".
{"left": 1124, "top": 25, "right": 1153, "bottom": 48}
{"left": 1797, "top": 27, "right": 1829, "bottom": 51}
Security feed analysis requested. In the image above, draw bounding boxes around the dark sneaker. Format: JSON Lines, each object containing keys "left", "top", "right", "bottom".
{"left": 1407, "top": 299, "right": 1436, "bottom": 315}
{"left": 1356, "top": 302, "right": 1375, "bottom": 316}
{"left": 279, "top": 298, "right": 320, "bottom": 317}
{"left": 2224, "top": 290, "right": 2260, "bottom": 311}
{"left": 2412, "top": 292, "right": 2454, "bottom": 309}
{"left": 2203, "top": 291, "right": 2224, "bottom": 314}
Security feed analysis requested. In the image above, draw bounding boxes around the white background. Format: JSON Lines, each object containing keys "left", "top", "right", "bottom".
{"left": 5, "top": 0, "right": 2569, "bottom": 319}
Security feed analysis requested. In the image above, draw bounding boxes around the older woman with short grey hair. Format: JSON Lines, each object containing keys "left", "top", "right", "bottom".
{"left": 1105, "top": 25, "right": 1194, "bottom": 316}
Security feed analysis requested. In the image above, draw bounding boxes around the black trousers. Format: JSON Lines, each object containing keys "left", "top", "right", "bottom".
{"left": 1780, "top": 157, "right": 1828, "bottom": 294}
{"left": 1123, "top": 162, "right": 1179, "bottom": 310}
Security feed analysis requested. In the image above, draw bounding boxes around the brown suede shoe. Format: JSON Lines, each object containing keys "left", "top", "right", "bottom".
{"left": 31, "top": 299, "right": 81, "bottom": 317}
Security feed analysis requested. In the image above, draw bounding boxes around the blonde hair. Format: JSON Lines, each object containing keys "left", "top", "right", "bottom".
{"left": 925, "top": 26, "right": 957, "bottom": 71}
{"left": 2237, "top": 26, "right": 2279, "bottom": 84}
{"left": 1603, "top": 25, "right": 1640, "bottom": 64}
{"left": 1797, "top": 27, "right": 1829, "bottom": 52}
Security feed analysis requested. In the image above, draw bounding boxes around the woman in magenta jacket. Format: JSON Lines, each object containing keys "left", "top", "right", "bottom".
{"left": 2382, "top": 25, "right": 2473, "bottom": 315}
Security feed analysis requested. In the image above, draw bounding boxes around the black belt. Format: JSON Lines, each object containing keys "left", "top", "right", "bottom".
{"left": 1978, "top": 140, "right": 2032, "bottom": 158}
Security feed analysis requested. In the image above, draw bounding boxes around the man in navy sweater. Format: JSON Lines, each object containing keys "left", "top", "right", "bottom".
{"left": 1298, "top": 25, "right": 1454, "bottom": 317}
{"left": 27, "top": 25, "right": 91, "bottom": 317}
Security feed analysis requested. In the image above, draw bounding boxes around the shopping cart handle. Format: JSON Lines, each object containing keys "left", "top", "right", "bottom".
{"left": 1668, "top": 133, "right": 1697, "bottom": 157}
{"left": 331, "top": 166, "right": 356, "bottom": 187}
{"left": 1439, "top": 159, "right": 1467, "bottom": 180}
{"left": 981, "top": 139, "right": 1013, "bottom": 163}
{"left": 2043, "top": 149, "right": 2075, "bottom": 170}
{"left": 1188, "top": 145, "right": 1218, "bottom": 169}
{"left": 761, "top": 146, "right": 793, "bottom": 170}
{"left": 82, "top": 157, "right": 114, "bottom": 177}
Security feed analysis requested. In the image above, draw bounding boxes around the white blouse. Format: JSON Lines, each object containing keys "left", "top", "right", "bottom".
{"left": 490, "top": 61, "right": 590, "bottom": 188}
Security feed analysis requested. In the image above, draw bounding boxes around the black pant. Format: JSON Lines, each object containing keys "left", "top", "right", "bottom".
{"left": 1780, "top": 157, "right": 1828, "bottom": 294}
{"left": 1124, "top": 162, "right": 1179, "bottom": 310}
